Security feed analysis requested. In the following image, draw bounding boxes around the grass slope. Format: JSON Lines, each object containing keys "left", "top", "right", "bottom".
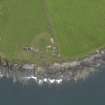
{"left": 0, "top": 0, "right": 105, "bottom": 63}
{"left": 47, "top": 0, "right": 105, "bottom": 58}
{"left": 0, "top": 0, "right": 50, "bottom": 62}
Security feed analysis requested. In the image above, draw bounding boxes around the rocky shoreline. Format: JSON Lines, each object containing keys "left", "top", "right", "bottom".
{"left": 0, "top": 48, "right": 105, "bottom": 85}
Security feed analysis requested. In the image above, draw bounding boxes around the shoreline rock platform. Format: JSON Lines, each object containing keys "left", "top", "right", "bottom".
{"left": 0, "top": 48, "right": 105, "bottom": 85}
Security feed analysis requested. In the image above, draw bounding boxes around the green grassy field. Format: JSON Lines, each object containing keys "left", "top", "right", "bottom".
{"left": 0, "top": 0, "right": 105, "bottom": 63}
{"left": 47, "top": 0, "right": 105, "bottom": 58}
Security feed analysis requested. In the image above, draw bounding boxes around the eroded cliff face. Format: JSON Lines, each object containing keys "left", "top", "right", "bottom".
{"left": 0, "top": 49, "right": 105, "bottom": 85}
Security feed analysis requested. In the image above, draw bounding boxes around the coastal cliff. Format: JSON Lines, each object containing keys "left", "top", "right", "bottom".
{"left": 0, "top": 49, "right": 105, "bottom": 85}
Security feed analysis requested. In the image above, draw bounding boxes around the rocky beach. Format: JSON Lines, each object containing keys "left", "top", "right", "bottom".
{"left": 0, "top": 48, "right": 105, "bottom": 85}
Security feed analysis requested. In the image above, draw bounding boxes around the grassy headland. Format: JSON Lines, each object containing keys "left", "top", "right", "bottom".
{"left": 0, "top": 0, "right": 105, "bottom": 64}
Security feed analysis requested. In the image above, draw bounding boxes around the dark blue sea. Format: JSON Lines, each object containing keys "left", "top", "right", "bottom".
{"left": 0, "top": 66, "right": 105, "bottom": 105}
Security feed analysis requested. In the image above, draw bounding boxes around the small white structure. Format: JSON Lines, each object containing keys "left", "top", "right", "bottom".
{"left": 50, "top": 37, "right": 55, "bottom": 44}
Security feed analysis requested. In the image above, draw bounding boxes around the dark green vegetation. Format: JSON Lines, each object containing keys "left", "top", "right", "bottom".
{"left": 0, "top": 0, "right": 105, "bottom": 63}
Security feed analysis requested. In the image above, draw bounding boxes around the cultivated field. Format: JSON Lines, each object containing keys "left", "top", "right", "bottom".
{"left": 0, "top": 0, "right": 105, "bottom": 63}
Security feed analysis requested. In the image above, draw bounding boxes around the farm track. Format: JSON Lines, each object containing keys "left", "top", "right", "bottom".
{"left": 42, "top": 0, "right": 60, "bottom": 55}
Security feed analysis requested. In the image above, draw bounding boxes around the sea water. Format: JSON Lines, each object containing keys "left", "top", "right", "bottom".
{"left": 0, "top": 66, "right": 105, "bottom": 105}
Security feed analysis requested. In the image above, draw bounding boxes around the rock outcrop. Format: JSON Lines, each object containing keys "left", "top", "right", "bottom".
{"left": 0, "top": 49, "right": 105, "bottom": 85}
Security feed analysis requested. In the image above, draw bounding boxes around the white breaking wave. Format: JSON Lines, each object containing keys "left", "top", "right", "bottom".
{"left": 21, "top": 76, "right": 63, "bottom": 85}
